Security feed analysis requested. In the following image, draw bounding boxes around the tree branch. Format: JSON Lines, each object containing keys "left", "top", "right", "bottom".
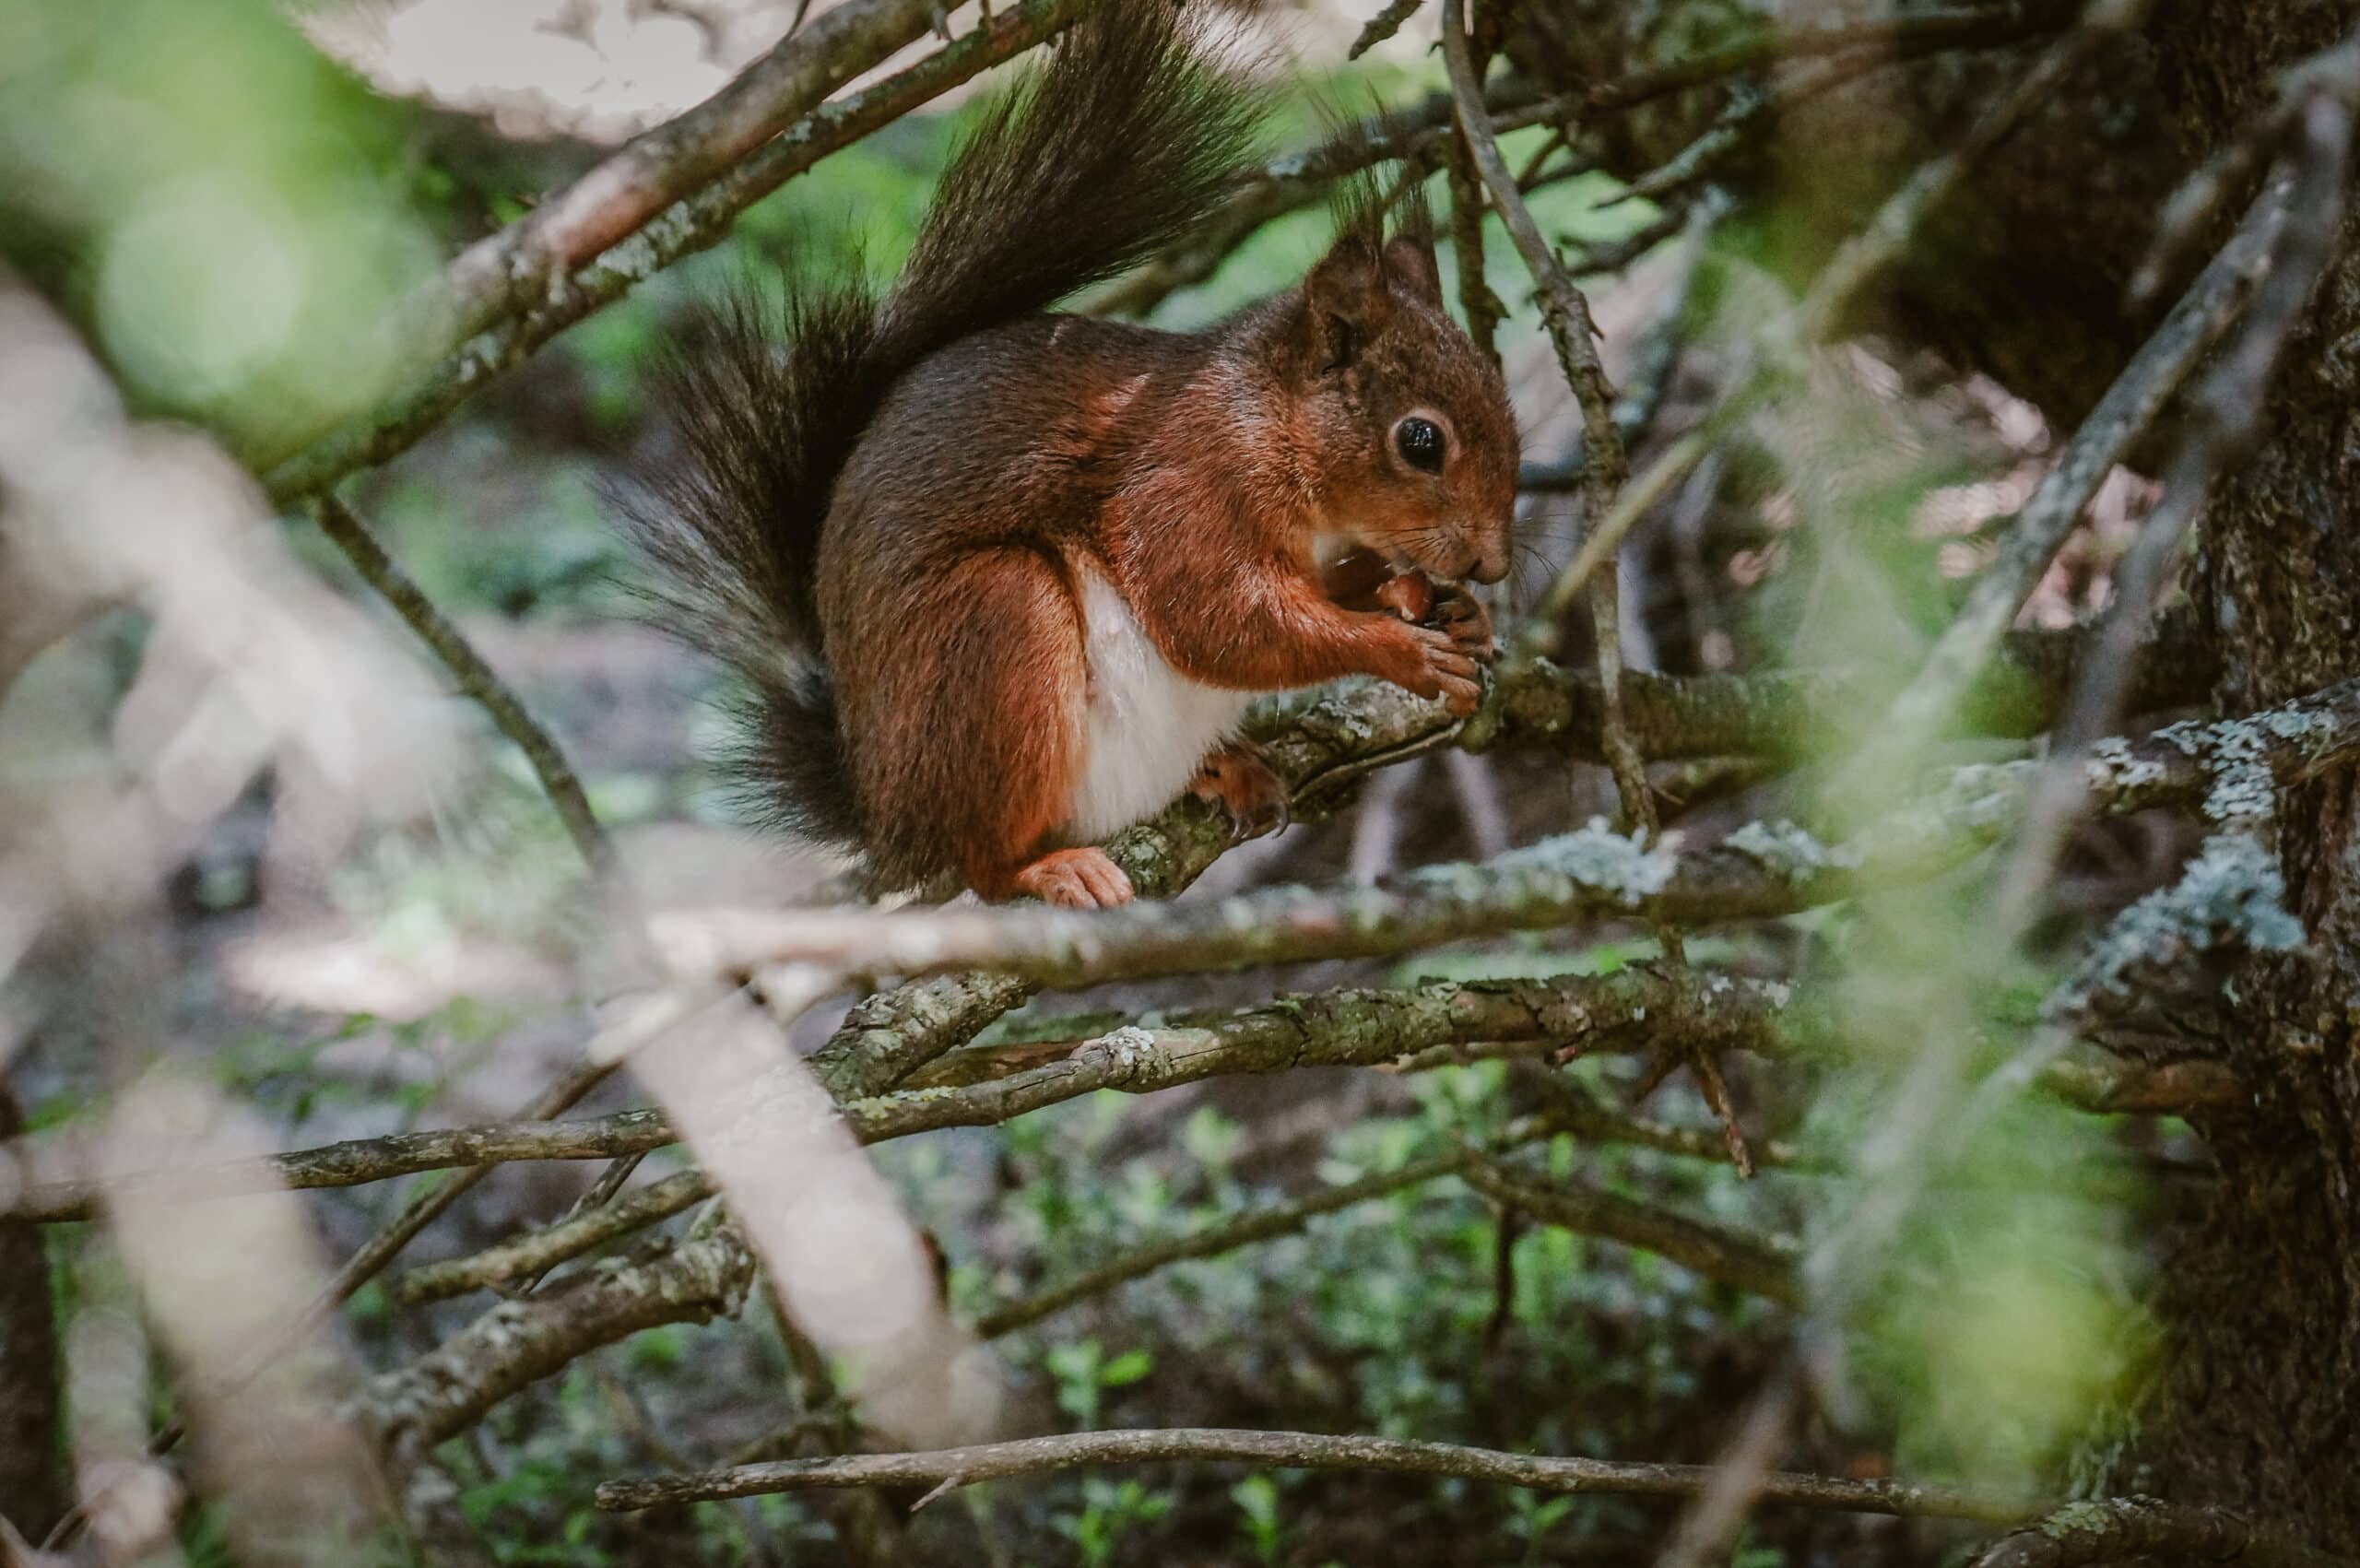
{"left": 1971, "top": 1497, "right": 2355, "bottom": 1568}
{"left": 974, "top": 1120, "right": 1556, "bottom": 1339}
{"left": 1457, "top": 1152, "right": 1802, "bottom": 1306}
{"left": 1511, "top": 0, "right": 2144, "bottom": 660}
{"left": 7, "top": 892, "right": 2268, "bottom": 1233}
{"left": 2, "top": 1109, "right": 673, "bottom": 1226}
{"left": 1875, "top": 175, "right": 2289, "bottom": 762}
{"left": 260, "top": 0, "right": 1113, "bottom": 507}
{"left": 310, "top": 494, "right": 611, "bottom": 872}
{"left": 431, "top": 0, "right": 938, "bottom": 360}
{"left": 655, "top": 678, "right": 2360, "bottom": 996}
{"left": 364, "top": 1230, "right": 753, "bottom": 1455}
{"left": 392, "top": 1167, "right": 711, "bottom": 1307}
{"left": 593, "top": 1424, "right": 2032, "bottom": 1519}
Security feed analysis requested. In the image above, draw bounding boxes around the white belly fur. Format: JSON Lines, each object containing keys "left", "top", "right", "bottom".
{"left": 1068, "top": 571, "right": 1251, "bottom": 843}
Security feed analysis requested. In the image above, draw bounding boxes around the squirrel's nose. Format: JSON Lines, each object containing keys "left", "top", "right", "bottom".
{"left": 1469, "top": 542, "right": 1509, "bottom": 584}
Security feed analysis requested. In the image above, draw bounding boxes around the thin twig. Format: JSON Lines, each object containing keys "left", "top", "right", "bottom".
{"left": 309, "top": 494, "right": 611, "bottom": 872}
{"left": 974, "top": 1120, "right": 1552, "bottom": 1338}
{"left": 1581, "top": 5, "right": 2056, "bottom": 114}
{"left": 594, "top": 1425, "right": 2033, "bottom": 1519}
{"left": 1457, "top": 1154, "right": 1801, "bottom": 1305}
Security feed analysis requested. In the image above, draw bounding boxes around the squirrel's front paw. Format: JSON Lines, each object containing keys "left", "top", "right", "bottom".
{"left": 1425, "top": 584, "right": 1494, "bottom": 663}
{"left": 1375, "top": 572, "right": 1493, "bottom": 672}
{"left": 1393, "top": 623, "right": 1482, "bottom": 716}
{"left": 1190, "top": 742, "right": 1290, "bottom": 841}
{"left": 1014, "top": 847, "right": 1134, "bottom": 909}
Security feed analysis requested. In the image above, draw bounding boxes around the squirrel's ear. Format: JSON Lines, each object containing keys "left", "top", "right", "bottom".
{"left": 1301, "top": 232, "right": 1391, "bottom": 372}
{"left": 1383, "top": 233, "right": 1443, "bottom": 308}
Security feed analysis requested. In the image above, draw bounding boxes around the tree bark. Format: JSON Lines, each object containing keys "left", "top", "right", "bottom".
{"left": 1500, "top": 0, "right": 2360, "bottom": 1549}
{"left": 2127, "top": 5, "right": 2360, "bottom": 1549}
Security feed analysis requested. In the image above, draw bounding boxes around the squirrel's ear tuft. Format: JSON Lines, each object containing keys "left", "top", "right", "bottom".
{"left": 1383, "top": 233, "right": 1442, "bottom": 307}
{"left": 1302, "top": 232, "right": 1390, "bottom": 372}
{"left": 1384, "top": 189, "right": 1442, "bottom": 306}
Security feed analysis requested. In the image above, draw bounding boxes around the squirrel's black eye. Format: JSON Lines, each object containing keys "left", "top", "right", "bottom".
{"left": 1394, "top": 417, "right": 1446, "bottom": 473}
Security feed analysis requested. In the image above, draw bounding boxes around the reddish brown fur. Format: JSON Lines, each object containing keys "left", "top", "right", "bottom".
{"left": 818, "top": 229, "right": 1517, "bottom": 904}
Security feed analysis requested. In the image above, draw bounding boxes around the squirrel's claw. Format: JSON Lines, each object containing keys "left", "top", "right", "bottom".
{"left": 1191, "top": 743, "right": 1292, "bottom": 843}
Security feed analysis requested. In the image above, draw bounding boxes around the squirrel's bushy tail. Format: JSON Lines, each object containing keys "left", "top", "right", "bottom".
{"left": 622, "top": 2, "right": 1259, "bottom": 852}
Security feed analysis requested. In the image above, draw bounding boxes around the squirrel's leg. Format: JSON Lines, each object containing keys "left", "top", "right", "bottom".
{"left": 899, "top": 548, "right": 1132, "bottom": 909}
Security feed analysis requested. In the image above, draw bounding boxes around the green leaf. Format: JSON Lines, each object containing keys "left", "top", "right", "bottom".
{"left": 1099, "top": 1348, "right": 1153, "bottom": 1387}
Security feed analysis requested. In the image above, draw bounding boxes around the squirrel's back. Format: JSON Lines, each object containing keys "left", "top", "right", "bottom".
{"left": 621, "top": 3, "right": 1259, "bottom": 855}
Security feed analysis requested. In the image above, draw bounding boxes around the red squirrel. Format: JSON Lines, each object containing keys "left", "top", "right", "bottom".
{"left": 627, "top": 4, "right": 1516, "bottom": 909}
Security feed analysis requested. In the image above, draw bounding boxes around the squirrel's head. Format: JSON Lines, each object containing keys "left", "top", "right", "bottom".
{"left": 1279, "top": 220, "right": 1517, "bottom": 585}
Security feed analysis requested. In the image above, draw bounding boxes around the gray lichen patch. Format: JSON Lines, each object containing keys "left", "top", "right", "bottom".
{"left": 1491, "top": 818, "right": 1680, "bottom": 905}
{"left": 2153, "top": 702, "right": 2339, "bottom": 824}
{"left": 1725, "top": 819, "right": 1862, "bottom": 878}
{"left": 2086, "top": 736, "right": 2166, "bottom": 791}
{"left": 2055, "top": 831, "right": 2306, "bottom": 1013}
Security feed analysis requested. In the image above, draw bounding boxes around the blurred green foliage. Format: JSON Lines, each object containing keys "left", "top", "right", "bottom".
{"left": 0, "top": 0, "right": 440, "bottom": 451}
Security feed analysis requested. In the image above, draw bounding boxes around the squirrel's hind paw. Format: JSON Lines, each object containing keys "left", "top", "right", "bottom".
{"left": 1014, "top": 846, "right": 1135, "bottom": 909}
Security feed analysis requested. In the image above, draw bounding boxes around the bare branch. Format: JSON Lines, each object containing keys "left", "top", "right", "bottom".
{"left": 1579, "top": 5, "right": 2056, "bottom": 113}
{"left": 1095, "top": 4, "right": 2047, "bottom": 322}
{"left": 1512, "top": 0, "right": 2147, "bottom": 660}
{"left": 593, "top": 1424, "right": 2032, "bottom": 1519}
{"left": 1996, "top": 70, "right": 2357, "bottom": 923}
{"left": 3, "top": 1108, "right": 672, "bottom": 1226}
{"left": 438, "top": 2, "right": 936, "bottom": 352}
{"left": 974, "top": 1120, "right": 1555, "bottom": 1339}
{"left": 1457, "top": 1153, "right": 1802, "bottom": 1305}
{"left": 1348, "top": 0, "right": 1425, "bottom": 61}
{"left": 5, "top": 963, "right": 2242, "bottom": 1233}
{"left": 310, "top": 494, "right": 611, "bottom": 872}
{"left": 393, "top": 1168, "right": 711, "bottom": 1307}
